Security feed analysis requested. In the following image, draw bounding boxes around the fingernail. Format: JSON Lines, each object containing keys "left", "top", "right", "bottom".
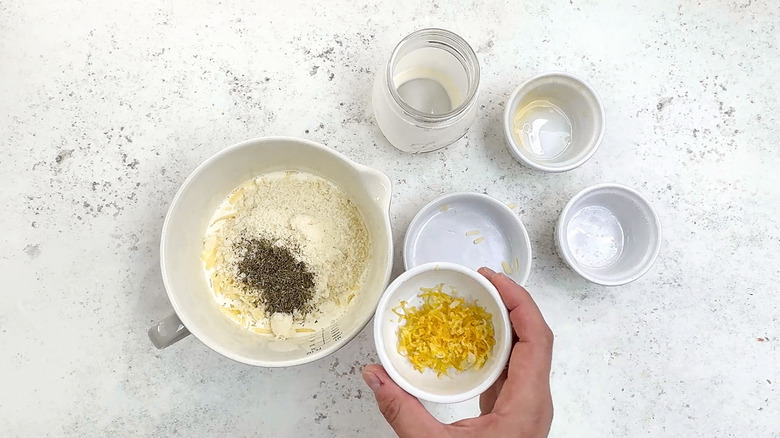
{"left": 479, "top": 267, "right": 497, "bottom": 277}
{"left": 362, "top": 370, "right": 381, "bottom": 391}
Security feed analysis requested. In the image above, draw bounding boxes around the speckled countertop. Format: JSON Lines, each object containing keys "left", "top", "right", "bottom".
{"left": 2, "top": 1, "right": 779, "bottom": 436}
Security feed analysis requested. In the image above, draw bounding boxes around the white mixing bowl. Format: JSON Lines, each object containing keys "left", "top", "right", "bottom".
{"left": 148, "top": 137, "right": 393, "bottom": 366}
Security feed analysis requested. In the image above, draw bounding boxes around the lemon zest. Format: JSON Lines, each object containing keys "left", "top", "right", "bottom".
{"left": 392, "top": 283, "right": 495, "bottom": 377}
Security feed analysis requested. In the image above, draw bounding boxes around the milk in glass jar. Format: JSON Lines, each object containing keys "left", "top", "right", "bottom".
{"left": 372, "top": 28, "right": 481, "bottom": 153}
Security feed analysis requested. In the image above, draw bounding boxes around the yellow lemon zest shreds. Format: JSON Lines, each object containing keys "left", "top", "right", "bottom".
{"left": 392, "top": 283, "right": 495, "bottom": 377}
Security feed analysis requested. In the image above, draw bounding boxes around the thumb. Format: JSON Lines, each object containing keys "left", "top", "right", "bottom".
{"left": 362, "top": 364, "right": 444, "bottom": 438}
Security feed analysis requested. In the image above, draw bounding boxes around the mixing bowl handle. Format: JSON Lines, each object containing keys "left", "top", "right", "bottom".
{"left": 148, "top": 312, "right": 190, "bottom": 349}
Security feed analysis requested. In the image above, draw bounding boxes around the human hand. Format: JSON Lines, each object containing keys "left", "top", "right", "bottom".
{"left": 362, "top": 267, "right": 554, "bottom": 438}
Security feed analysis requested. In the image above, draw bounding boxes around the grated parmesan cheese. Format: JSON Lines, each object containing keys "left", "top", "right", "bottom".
{"left": 201, "top": 171, "right": 371, "bottom": 338}
{"left": 502, "top": 261, "right": 513, "bottom": 275}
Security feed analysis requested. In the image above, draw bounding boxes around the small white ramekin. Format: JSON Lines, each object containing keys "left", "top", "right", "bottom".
{"left": 403, "top": 192, "right": 532, "bottom": 286}
{"left": 374, "top": 262, "right": 512, "bottom": 404}
{"left": 555, "top": 183, "right": 662, "bottom": 286}
{"left": 503, "top": 71, "right": 605, "bottom": 173}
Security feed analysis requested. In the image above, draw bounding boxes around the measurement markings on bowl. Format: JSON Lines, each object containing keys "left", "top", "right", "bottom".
{"left": 306, "top": 323, "right": 343, "bottom": 355}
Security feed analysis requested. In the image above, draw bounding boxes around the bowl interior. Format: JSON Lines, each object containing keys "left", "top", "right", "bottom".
{"left": 404, "top": 193, "right": 532, "bottom": 285}
{"left": 161, "top": 137, "right": 392, "bottom": 366}
{"left": 375, "top": 263, "right": 512, "bottom": 403}
{"left": 558, "top": 186, "right": 661, "bottom": 285}
{"left": 505, "top": 73, "right": 604, "bottom": 171}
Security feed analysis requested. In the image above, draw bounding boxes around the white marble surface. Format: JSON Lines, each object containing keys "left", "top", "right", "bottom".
{"left": 2, "top": 0, "right": 779, "bottom": 436}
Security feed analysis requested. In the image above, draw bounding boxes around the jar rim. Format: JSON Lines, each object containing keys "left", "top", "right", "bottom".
{"left": 386, "top": 28, "right": 481, "bottom": 124}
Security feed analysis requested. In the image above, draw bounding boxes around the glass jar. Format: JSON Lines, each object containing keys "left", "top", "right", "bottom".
{"left": 372, "top": 28, "right": 481, "bottom": 153}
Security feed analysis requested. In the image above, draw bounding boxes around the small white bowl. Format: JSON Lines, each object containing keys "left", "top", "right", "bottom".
{"left": 503, "top": 71, "right": 605, "bottom": 173}
{"left": 555, "top": 184, "right": 662, "bottom": 286}
{"left": 374, "top": 262, "right": 512, "bottom": 404}
{"left": 404, "top": 192, "right": 532, "bottom": 285}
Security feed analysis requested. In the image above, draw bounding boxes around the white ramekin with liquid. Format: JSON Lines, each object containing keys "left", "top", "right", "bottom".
{"left": 555, "top": 184, "right": 662, "bottom": 286}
